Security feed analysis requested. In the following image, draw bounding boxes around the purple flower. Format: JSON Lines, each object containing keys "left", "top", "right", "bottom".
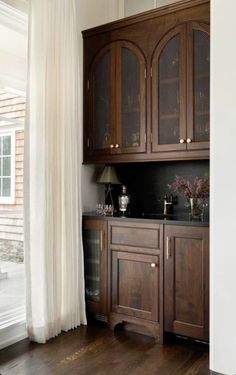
{"left": 168, "top": 175, "right": 209, "bottom": 200}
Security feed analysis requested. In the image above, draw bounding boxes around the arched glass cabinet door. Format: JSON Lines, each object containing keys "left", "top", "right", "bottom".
{"left": 87, "top": 45, "right": 116, "bottom": 155}
{"left": 151, "top": 25, "right": 187, "bottom": 152}
{"left": 115, "top": 41, "right": 146, "bottom": 154}
{"left": 186, "top": 22, "right": 210, "bottom": 150}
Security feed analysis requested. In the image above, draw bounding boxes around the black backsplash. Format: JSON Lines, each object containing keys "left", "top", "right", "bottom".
{"left": 113, "top": 160, "right": 209, "bottom": 216}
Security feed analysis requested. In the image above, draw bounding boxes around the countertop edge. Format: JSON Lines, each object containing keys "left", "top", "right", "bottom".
{"left": 82, "top": 213, "right": 209, "bottom": 227}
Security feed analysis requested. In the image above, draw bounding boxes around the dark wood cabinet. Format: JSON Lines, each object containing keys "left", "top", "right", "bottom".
{"left": 83, "top": 219, "right": 108, "bottom": 315}
{"left": 85, "top": 41, "right": 146, "bottom": 160}
{"left": 164, "top": 225, "right": 209, "bottom": 340}
{"left": 83, "top": 216, "right": 209, "bottom": 341}
{"left": 83, "top": 0, "right": 210, "bottom": 163}
{"left": 151, "top": 22, "right": 210, "bottom": 153}
{"left": 108, "top": 221, "right": 163, "bottom": 342}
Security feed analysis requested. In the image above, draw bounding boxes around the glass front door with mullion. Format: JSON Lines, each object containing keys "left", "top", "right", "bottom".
{"left": 151, "top": 26, "right": 187, "bottom": 152}
{"left": 89, "top": 47, "right": 115, "bottom": 155}
{"left": 118, "top": 42, "right": 146, "bottom": 154}
{"left": 186, "top": 23, "right": 210, "bottom": 150}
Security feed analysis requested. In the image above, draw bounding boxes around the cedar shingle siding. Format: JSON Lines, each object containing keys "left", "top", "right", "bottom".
{"left": 0, "top": 90, "right": 25, "bottom": 241}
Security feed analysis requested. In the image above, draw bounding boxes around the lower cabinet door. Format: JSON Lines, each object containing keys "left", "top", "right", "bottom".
{"left": 111, "top": 250, "right": 160, "bottom": 322}
{"left": 164, "top": 225, "right": 209, "bottom": 340}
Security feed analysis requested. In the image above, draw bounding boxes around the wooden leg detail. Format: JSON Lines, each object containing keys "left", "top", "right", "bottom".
{"left": 108, "top": 314, "right": 124, "bottom": 330}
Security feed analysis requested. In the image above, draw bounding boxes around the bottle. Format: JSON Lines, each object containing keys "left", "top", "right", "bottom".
{"left": 118, "top": 185, "right": 130, "bottom": 217}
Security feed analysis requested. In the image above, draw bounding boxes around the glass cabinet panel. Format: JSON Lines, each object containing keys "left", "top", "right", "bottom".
{"left": 193, "top": 30, "right": 210, "bottom": 142}
{"left": 158, "top": 35, "right": 180, "bottom": 145}
{"left": 83, "top": 229, "right": 101, "bottom": 302}
{"left": 121, "top": 47, "right": 141, "bottom": 149}
{"left": 93, "top": 51, "right": 112, "bottom": 150}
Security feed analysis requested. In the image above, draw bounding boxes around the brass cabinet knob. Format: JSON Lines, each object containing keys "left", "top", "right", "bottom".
{"left": 151, "top": 263, "right": 156, "bottom": 268}
{"left": 179, "top": 139, "right": 185, "bottom": 144}
{"left": 110, "top": 144, "right": 114, "bottom": 149}
{"left": 186, "top": 138, "right": 192, "bottom": 144}
{"left": 115, "top": 144, "right": 120, "bottom": 149}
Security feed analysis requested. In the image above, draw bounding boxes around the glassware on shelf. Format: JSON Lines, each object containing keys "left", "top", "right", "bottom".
{"left": 95, "top": 204, "right": 114, "bottom": 216}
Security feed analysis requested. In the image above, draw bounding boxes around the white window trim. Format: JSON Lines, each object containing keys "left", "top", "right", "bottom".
{"left": 0, "top": 130, "right": 15, "bottom": 204}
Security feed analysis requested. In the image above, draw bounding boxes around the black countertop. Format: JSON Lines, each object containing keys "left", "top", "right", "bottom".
{"left": 83, "top": 212, "right": 209, "bottom": 227}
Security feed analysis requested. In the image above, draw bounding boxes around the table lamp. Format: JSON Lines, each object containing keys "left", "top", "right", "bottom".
{"left": 96, "top": 165, "right": 121, "bottom": 207}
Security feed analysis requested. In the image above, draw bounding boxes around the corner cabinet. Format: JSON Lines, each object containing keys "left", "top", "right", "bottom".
{"left": 83, "top": 219, "right": 108, "bottom": 315}
{"left": 83, "top": 0, "right": 210, "bottom": 163}
{"left": 151, "top": 22, "right": 210, "bottom": 153}
{"left": 164, "top": 225, "right": 209, "bottom": 340}
{"left": 85, "top": 41, "right": 146, "bottom": 161}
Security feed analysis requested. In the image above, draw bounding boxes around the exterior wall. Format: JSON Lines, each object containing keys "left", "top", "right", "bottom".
{"left": 15, "top": 130, "right": 24, "bottom": 209}
{"left": 0, "top": 130, "right": 24, "bottom": 212}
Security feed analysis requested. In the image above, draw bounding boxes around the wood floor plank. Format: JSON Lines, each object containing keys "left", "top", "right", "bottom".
{"left": 0, "top": 322, "right": 209, "bottom": 375}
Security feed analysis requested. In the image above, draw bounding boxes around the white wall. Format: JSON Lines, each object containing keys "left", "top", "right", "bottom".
{"left": 124, "top": 0, "right": 182, "bottom": 17}
{"left": 2, "top": 0, "right": 28, "bottom": 13}
{"left": 0, "top": 2, "right": 27, "bottom": 90}
{"left": 210, "top": 1, "right": 236, "bottom": 374}
{"left": 0, "top": 23, "right": 27, "bottom": 90}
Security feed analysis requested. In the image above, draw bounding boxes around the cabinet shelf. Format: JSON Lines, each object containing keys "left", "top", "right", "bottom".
{"left": 85, "top": 239, "right": 99, "bottom": 245}
{"left": 85, "top": 258, "right": 99, "bottom": 265}
{"left": 85, "top": 275, "right": 100, "bottom": 281}
{"left": 195, "top": 110, "right": 209, "bottom": 116}
{"left": 195, "top": 72, "right": 209, "bottom": 80}
{"left": 159, "top": 113, "right": 179, "bottom": 120}
{"left": 160, "top": 77, "right": 179, "bottom": 85}
{"left": 123, "top": 107, "right": 140, "bottom": 114}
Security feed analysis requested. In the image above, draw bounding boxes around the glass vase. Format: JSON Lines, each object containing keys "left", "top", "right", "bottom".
{"left": 189, "top": 198, "right": 204, "bottom": 221}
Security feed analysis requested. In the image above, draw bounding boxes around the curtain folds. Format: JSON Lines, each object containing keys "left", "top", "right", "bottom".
{"left": 25, "top": 0, "right": 86, "bottom": 343}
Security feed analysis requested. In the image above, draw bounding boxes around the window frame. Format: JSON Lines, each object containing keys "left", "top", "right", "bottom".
{"left": 0, "top": 130, "right": 15, "bottom": 204}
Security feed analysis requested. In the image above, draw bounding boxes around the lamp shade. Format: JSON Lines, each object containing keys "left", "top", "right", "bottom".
{"left": 96, "top": 165, "right": 121, "bottom": 185}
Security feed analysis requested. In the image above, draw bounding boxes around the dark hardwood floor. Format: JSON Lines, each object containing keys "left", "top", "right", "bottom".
{"left": 0, "top": 322, "right": 209, "bottom": 375}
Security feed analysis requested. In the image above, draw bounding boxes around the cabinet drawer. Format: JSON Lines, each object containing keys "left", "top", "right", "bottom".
{"left": 108, "top": 221, "right": 161, "bottom": 251}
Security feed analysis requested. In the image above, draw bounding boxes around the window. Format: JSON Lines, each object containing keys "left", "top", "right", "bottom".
{"left": 0, "top": 132, "right": 15, "bottom": 204}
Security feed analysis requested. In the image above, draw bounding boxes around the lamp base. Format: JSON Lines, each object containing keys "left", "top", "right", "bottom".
{"left": 105, "top": 184, "right": 114, "bottom": 207}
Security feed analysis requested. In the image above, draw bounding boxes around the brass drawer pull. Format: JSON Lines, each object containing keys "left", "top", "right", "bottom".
{"left": 166, "top": 237, "right": 171, "bottom": 260}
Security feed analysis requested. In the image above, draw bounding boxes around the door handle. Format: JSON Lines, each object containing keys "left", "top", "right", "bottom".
{"left": 166, "top": 237, "right": 171, "bottom": 260}
{"left": 100, "top": 231, "right": 104, "bottom": 253}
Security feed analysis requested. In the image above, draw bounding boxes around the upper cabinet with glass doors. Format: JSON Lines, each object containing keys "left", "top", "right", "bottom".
{"left": 83, "top": 0, "right": 210, "bottom": 163}
{"left": 151, "top": 22, "right": 210, "bottom": 153}
{"left": 85, "top": 41, "right": 146, "bottom": 161}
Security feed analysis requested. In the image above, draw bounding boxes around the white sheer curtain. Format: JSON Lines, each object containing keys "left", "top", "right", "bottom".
{"left": 24, "top": 0, "right": 86, "bottom": 343}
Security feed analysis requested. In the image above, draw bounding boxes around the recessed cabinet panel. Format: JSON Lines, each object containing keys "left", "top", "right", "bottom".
{"left": 174, "top": 237, "right": 204, "bottom": 326}
{"left": 93, "top": 51, "right": 112, "bottom": 150}
{"left": 164, "top": 225, "right": 209, "bottom": 340}
{"left": 110, "top": 223, "right": 160, "bottom": 250}
{"left": 193, "top": 30, "right": 210, "bottom": 143}
{"left": 111, "top": 251, "right": 159, "bottom": 321}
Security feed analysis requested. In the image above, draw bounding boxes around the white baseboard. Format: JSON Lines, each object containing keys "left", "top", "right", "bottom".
{"left": 0, "top": 320, "right": 28, "bottom": 350}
